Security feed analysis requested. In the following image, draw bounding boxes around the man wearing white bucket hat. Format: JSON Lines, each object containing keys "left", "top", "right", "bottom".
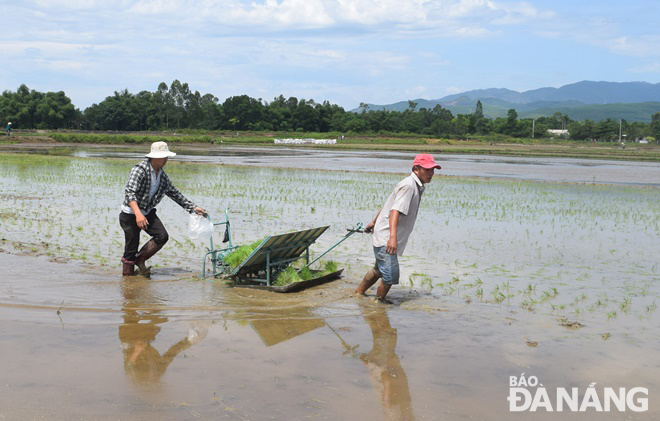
{"left": 119, "top": 141, "right": 206, "bottom": 276}
{"left": 6, "top": 122, "right": 11, "bottom": 137}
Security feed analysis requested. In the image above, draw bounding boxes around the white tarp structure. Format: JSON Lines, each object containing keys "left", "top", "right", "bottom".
{"left": 546, "top": 129, "right": 569, "bottom": 137}
{"left": 274, "top": 138, "right": 336, "bottom": 144}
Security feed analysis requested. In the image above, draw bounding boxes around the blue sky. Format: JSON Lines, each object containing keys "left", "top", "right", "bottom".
{"left": 1, "top": 0, "right": 658, "bottom": 110}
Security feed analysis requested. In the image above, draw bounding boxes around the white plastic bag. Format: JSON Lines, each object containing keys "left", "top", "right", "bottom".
{"left": 188, "top": 213, "right": 213, "bottom": 242}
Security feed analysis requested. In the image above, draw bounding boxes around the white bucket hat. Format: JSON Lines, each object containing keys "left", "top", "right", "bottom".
{"left": 145, "top": 141, "right": 176, "bottom": 158}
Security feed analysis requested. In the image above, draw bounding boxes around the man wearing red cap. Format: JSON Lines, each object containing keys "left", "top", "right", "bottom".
{"left": 356, "top": 154, "right": 441, "bottom": 302}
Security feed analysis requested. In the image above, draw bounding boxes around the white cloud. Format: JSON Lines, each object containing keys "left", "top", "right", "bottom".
{"left": 444, "top": 85, "right": 470, "bottom": 95}
{"left": 25, "top": 0, "right": 550, "bottom": 31}
{"left": 540, "top": 25, "right": 660, "bottom": 60}
{"left": 532, "top": 7, "right": 660, "bottom": 60}
{"left": 3, "top": 0, "right": 656, "bottom": 112}
{"left": 309, "top": 49, "right": 344, "bottom": 59}
{"left": 405, "top": 85, "right": 428, "bottom": 98}
{"left": 605, "top": 35, "right": 660, "bottom": 58}
{"left": 128, "top": 1, "right": 180, "bottom": 14}
{"left": 39, "top": 59, "right": 88, "bottom": 71}
{"left": 233, "top": 0, "right": 334, "bottom": 26}
{"left": 489, "top": 1, "right": 555, "bottom": 24}
{"left": 0, "top": 41, "right": 111, "bottom": 55}
{"left": 33, "top": 0, "right": 105, "bottom": 9}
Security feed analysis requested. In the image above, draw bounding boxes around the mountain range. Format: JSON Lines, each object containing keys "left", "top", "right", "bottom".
{"left": 354, "top": 81, "right": 660, "bottom": 122}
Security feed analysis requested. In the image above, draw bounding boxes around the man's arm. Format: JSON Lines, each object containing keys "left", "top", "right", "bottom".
{"left": 124, "top": 165, "right": 144, "bottom": 205}
{"left": 129, "top": 201, "right": 148, "bottom": 229}
{"left": 165, "top": 181, "right": 207, "bottom": 216}
{"left": 125, "top": 165, "right": 149, "bottom": 229}
{"left": 161, "top": 174, "right": 199, "bottom": 213}
{"left": 386, "top": 210, "right": 400, "bottom": 255}
{"left": 364, "top": 208, "right": 382, "bottom": 233}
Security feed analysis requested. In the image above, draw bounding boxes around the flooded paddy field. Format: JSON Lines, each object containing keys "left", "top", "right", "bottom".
{"left": 1, "top": 148, "right": 659, "bottom": 420}
{"left": 3, "top": 142, "right": 660, "bottom": 185}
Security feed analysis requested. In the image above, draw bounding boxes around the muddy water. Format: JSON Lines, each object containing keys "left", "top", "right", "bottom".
{"left": 1, "top": 150, "right": 659, "bottom": 420}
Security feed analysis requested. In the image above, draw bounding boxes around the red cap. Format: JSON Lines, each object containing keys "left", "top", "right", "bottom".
{"left": 413, "top": 153, "right": 441, "bottom": 169}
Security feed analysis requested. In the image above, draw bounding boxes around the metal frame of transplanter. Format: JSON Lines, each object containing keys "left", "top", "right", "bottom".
{"left": 201, "top": 208, "right": 240, "bottom": 278}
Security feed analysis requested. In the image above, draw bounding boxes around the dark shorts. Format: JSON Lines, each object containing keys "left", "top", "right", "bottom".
{"left": 373, "top": 246, "right": 400, "bottom": 285}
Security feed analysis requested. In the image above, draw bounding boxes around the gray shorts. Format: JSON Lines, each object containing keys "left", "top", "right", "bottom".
{"left": 373, "top": 246, "right": 400, "bottom": 285}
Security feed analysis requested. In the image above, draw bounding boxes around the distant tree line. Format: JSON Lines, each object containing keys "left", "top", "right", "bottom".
{"left": 2, "top": 82, "right": 659, "bottom": 141}
{"left": 1, "top": 84, "right": 80, "bottom": 130}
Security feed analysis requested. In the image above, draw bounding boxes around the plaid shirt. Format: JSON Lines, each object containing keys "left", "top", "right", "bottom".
{"left": 123, "top": 159, "right": 195, "bottom": 213}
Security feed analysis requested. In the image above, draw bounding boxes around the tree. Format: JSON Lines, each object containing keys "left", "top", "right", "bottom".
{"left": 471, "top": 100, "right": 485, "bottom": 134}
{"left": 452, "top": 114, "right": 470, "bottom": 136}
{"left": 503, "top": 109, "right": 518, "bottom": 135}
{"left": 0, "top": 85, "right": 79, "bottom": 129}
{"left": 154, "top": 82, "right": 171, "bottom": 129}
{"left": 7, "top": 79, "right": 655, "bottom": 138}
{"left": 474, "top": 100, "right": 484, "bottom": 119}
{"left": 169, "top": 79, "right": 188, "bottom": 128}
{"left": 292, "top": 100, "right": 320, "bottom": 132}
{"left": 186, "top": 90, "right": 204, "bottom": 129}
{"left": 199, "top": 93, "right": 221, "bottom": 129}
{"left": 229, "top": 117, "right": 239, "bottom": 131}
{"left": 401, "top": 108, "right": 423, "bottom": 133}
{"left": 134, "top": 91, "right": 155, "bottom": 130}
{"left": 594, "top": 118, "right": 619, "bottom": 141}
{"left": 651, "top": 112, "right": 660, "bottom": 141}
{"left": 344, "top": 113, "right": 367, "bottom": 132}
{"left": 431, "top": 104, "right": 453, "bottom": 120}
{"left": 222, "top": 95, "right": 265, "bottom": 130}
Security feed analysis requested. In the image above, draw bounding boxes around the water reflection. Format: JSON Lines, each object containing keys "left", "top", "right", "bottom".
{"left": 228, "top": 288, "right": 415, "bottom": 420}
{"left": 249, "top": 306, "right": 325, "bottom": 347}
{"left": 358, "top": 303, "right": 415, "bottom": 420}
{"left": 118, "top": 279, "right": 208, "bottom": 387}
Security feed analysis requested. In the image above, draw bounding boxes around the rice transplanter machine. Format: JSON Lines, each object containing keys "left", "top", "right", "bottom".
{"left": 202, "top": 209, "right": 363, "bottom": 292}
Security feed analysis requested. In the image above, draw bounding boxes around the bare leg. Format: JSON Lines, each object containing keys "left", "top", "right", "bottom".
{"left": 355, "top": 268, "right": 380, "bottom": 295}
{"left": 376, "top": 282, "right": 392, "bottom": 302}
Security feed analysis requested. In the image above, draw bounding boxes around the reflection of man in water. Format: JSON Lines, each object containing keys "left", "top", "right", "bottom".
{"left": 119, "top": 280, "right": 207, "bottom": 386}
{"left": 359, "top": 304, "right": 415, "bottom": 420}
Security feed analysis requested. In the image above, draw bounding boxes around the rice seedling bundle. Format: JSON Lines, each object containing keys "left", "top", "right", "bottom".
{"left": 223, "top": 238, "right": 265, "bottom": 269}
{"left": 273, "top": 260, "right": 339, "bottom": 286}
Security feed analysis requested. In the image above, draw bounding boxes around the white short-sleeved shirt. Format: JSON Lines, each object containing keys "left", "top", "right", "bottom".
{"left": 372, "top": 173, "right": 425, "bottom": 255}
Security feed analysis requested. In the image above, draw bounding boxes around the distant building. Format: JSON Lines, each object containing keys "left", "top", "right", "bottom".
{"left": 547, "top": 129, "right": 569, "bottom": 137}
